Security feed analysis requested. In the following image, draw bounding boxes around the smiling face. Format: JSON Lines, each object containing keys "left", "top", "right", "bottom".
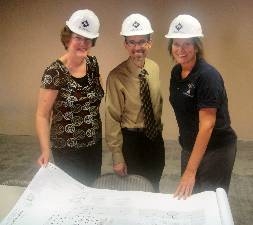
{"left": 171, "top": 38, "right": 197, "bottom": 67}
{"left": 124, "top": 35, "right": 152, "bottom": 64}
{"left": 67, "top": 33, "right": 93, "bottom": 58}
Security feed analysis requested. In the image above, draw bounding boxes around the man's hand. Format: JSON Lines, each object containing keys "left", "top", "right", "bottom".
{"left": 113, "top": 163, "right": 127, "bottom": 176}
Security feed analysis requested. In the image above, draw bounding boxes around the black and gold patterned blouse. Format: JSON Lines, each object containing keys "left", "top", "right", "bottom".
{"left": 40, "top": 56, "right": 104, "bottom": 150}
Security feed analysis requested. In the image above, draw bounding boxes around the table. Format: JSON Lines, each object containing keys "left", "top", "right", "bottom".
{"left": 0, "top": 185, "right": 25, "bottom": 221}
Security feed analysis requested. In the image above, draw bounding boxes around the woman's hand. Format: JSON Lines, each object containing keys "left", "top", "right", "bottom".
{"left": 174, "top": 169, "right": 196, "bottom": 199}
{"left": 37, "top": 151, "right": 50, "bottom": 167}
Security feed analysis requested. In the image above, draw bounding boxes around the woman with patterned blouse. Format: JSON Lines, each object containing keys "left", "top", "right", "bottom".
{"left": 36, "top": 10, "right": 104, "bottom": 186}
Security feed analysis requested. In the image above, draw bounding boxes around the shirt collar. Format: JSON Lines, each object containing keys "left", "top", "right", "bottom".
{"left": 127, "top": 57, "right": 149, "bottom": 77}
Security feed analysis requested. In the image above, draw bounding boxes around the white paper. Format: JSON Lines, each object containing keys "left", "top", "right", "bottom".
{"left": 1, "top": 163, "right": 233, "bottom": 225}
{"left": 216, "top": 188, "right": 234, "bottom": 225}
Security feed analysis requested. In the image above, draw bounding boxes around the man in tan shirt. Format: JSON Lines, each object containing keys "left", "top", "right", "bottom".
{"left": 105, "top": 13, "right": 165, "bottom": 192}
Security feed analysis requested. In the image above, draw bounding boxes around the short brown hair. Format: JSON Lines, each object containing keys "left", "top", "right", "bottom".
{"left": 60, "top": 25, "right": 97, "bottom": 50}
{"left": 124, "top": 34, "right": 151, "bottom": 42}
{"left": 168, "top": 37, "right": 204, "bottom": 60}
{"left": 60, "top": 26, "right": 72, "bottom": 50}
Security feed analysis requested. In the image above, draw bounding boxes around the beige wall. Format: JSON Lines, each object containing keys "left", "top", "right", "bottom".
{"left": 1, "top": 0, "right": 252, "bottom": 140}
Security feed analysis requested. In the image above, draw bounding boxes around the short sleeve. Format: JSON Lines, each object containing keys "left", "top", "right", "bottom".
{"left": 197, "top": 68, "right": 224, "bottom": 110}
{"left": 40, "top": 61, "right": 67, "bottom": 90}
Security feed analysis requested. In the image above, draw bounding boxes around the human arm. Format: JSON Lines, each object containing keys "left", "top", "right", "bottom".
{"left": 105, "top": 74, "right": 127, "bottom": 176}
{"left": 174, "top": 108, "right": 217, "bottom": 199}
{"left": 36, "top": 88, "right": 58, "bottom": 167}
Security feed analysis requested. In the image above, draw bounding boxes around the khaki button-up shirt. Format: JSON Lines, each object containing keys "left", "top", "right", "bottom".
{"left": 105, "top": 57, "right": 163, "bottom": 164}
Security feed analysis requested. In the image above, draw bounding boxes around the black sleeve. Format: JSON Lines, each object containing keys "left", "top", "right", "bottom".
{"left": 196, "top": 68, "right": 224, "bottom": 110}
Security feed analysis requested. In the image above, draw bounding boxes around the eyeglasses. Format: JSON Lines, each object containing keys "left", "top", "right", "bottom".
{"left": 126, "top": 39, "right": 149, "bottom": 47}
{"left": 72, "top": 34, "right": 92, "bottom": 45}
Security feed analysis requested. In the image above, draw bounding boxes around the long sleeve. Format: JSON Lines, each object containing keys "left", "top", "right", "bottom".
{"left": 105, "top": 58, "right": 163, "bottom": 164}
{"left": 105, "top": 72, "right": 125, "bottom": 164}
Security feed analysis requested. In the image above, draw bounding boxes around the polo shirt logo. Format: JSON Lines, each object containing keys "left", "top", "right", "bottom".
{"left": 183, "top": 83, "right": 195, "bottom": 98}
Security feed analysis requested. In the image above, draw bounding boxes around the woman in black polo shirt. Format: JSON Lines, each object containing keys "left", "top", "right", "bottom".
{"left": 165, "top": 14, "right": 237, "bottom": 199}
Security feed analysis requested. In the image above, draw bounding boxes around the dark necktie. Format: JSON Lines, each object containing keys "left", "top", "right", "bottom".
{"left": 139, "top": 69, "right": 159, "bottom": 140}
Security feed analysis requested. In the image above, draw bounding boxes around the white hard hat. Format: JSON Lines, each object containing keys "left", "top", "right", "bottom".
{"left": 120, "top": 13, "right": 154, "bottom": 36}
{"left": 165, "top": 14, "right": 203, "bottom": 38}
{"left": 66, "top": 9, "right": 100, "bottom": 39}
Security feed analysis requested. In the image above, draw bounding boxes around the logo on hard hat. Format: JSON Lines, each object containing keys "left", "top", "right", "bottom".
{"left": 79, "top": 19, "right": 90, "bottom": 33}
{"left": 81, "top": 20, "right": 89, "bottom": 28}
{"left": 175, "top": 23, "right": 183, "bottom": 31}
{"left": 132, "top": 21, "right": 140, "bottom": 28}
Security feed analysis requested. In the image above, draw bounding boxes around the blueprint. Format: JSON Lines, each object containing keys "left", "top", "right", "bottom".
{"left": 0, "top": 163, "right": 234, "bottom": 225}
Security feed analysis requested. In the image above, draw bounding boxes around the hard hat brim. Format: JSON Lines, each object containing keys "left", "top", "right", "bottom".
{"left": 120, "top": 30, "right": 154, "bottom": 36}
{"left": 165, "top": 33, "right": 204, "bottom": 38}
{"left": 66, "top": 22, "right": 99, "bottom": 39}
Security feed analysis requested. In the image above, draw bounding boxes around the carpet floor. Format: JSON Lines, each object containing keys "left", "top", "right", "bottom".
{"left": 0, "top": 134, "right": 252, "bottom": 225}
